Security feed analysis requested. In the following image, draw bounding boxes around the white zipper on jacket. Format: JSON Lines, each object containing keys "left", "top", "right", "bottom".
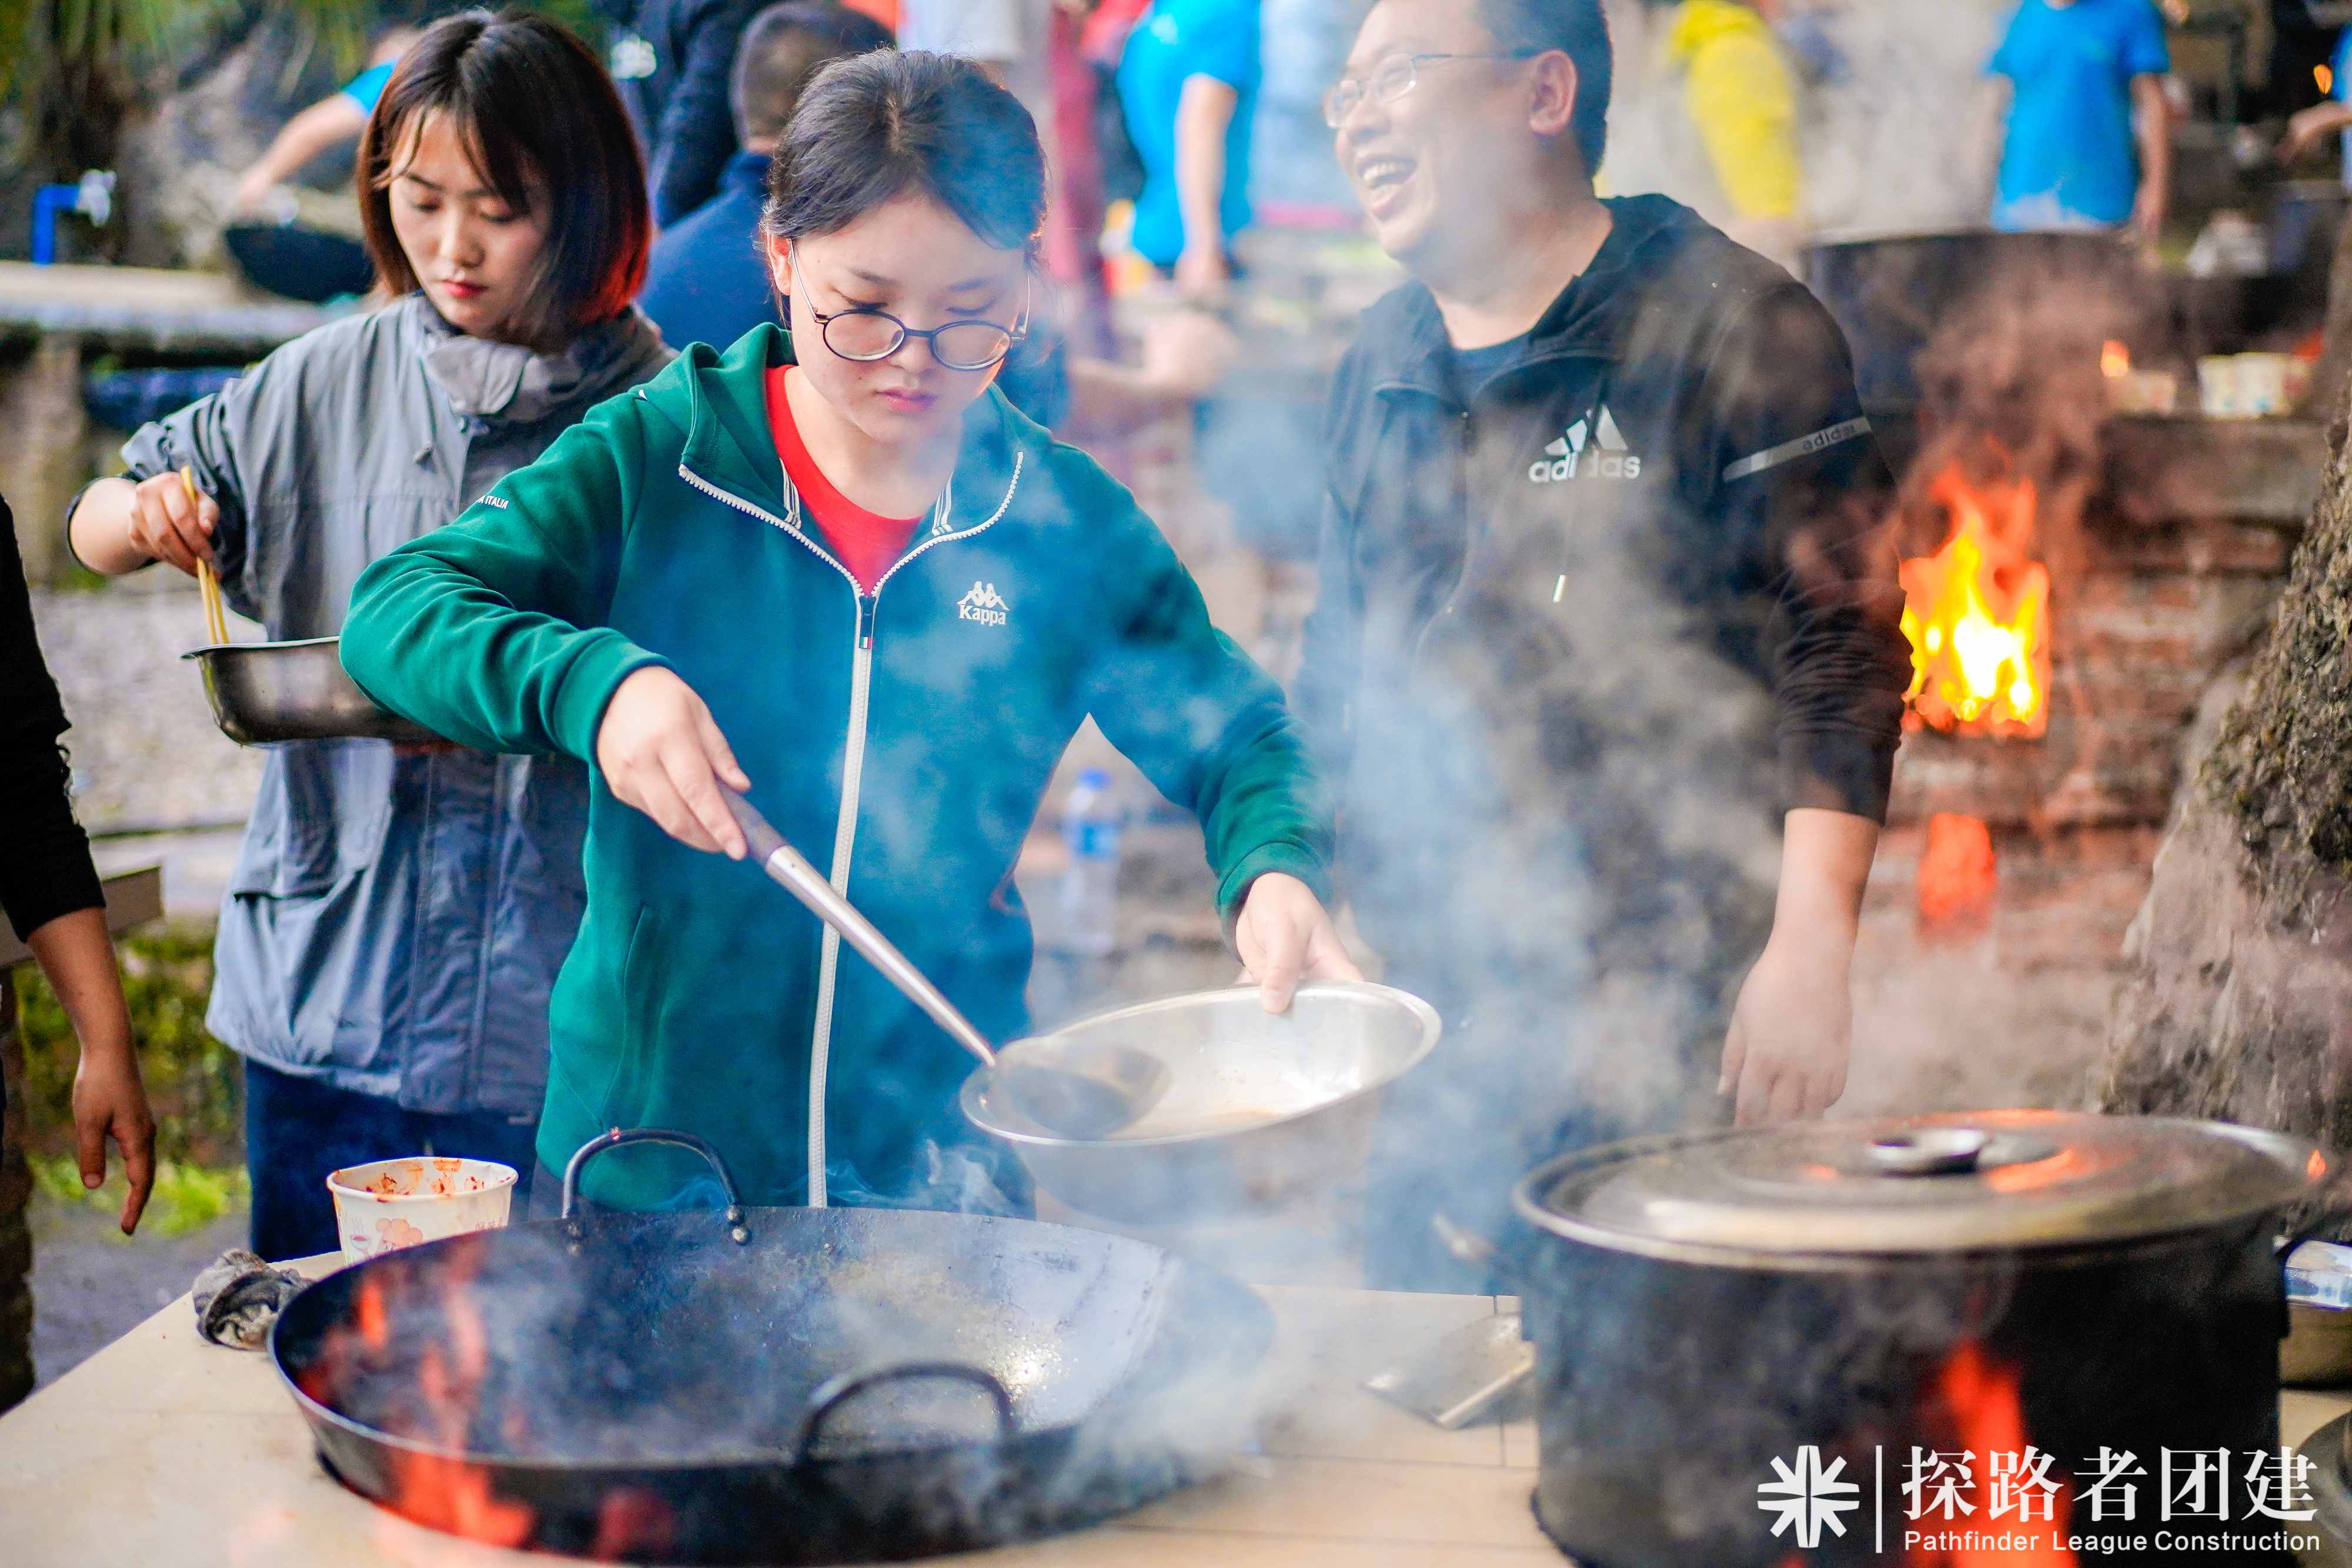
{"left": 677, "top": 451, "right": 1024, "bottom": 1205}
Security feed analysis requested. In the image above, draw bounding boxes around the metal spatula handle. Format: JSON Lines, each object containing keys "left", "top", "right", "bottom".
{"left": 724, "top": 791, "right": 997, "bottom": 1068}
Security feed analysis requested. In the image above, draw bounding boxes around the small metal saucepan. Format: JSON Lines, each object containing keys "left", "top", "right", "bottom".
{"left": 185, "top": 636, "right": 439, "bottom": 746}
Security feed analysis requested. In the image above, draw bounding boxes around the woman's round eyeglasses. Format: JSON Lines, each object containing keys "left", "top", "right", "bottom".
{"left": 1322, "top": 50, "right": 1545, "bottom": 129}
{"left": 807, "top": 299, "right": 1030, "bottom": 373}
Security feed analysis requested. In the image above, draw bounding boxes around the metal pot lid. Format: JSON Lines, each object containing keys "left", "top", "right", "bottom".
{"left": 1516, "top": 1110, "right": 2331, "bottom": 1261}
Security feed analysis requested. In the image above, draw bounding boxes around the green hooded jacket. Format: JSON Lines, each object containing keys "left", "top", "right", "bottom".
{"left": 343, "top": 325, "right": 1332, "bottom": 1209}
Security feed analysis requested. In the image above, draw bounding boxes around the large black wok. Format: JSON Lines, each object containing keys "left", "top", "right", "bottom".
{"left": 271, "top": 1130, "right": 1272, "bottom": 1563}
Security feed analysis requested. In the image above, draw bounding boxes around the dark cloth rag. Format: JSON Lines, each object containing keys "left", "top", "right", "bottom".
{"left": 191, "top": 1249, "right": 309, "bottom": 1349}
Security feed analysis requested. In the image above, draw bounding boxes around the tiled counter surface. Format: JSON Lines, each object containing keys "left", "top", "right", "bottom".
{"left": 0, "top": 1259, "right": 1558, "bottom": 1567}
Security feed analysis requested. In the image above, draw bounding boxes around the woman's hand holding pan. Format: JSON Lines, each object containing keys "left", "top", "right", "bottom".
{"left": 594, "top": 666, "right": 752, "bottom": 859}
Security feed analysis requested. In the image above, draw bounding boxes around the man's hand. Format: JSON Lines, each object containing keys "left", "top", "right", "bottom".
{"left": 1234, "top": 872, "right": 1362, "bottom": 1012}
{"left": 1719, "top": 807, "right": 1879, "bottom": 1125}
{"left": 1139, "top": 307, "right": 1238, "bottom": 400}
{"left": 1719, "top": 928, "right": 1852, "bottom": 1126}
{"left": 71, "top": 1039, "right": 155, "bottom": 1235}
{"left": 28, "top": 907, "right": 155, "bottom": 1233}
{"left": 594, "top": 666, "right": 752, "bottom": 858}
{"left": 2128, "top": 183, "right": 2167, "bottom": 247}
{"left": 1173, "top": 244, "right": 1231, "bottom": 301}
{"left": 2280, "top": 102, "right": 2352, "bottom": 164}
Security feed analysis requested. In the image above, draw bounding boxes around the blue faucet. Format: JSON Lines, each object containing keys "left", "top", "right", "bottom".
{"left": 31, "top": 171, "right": 115, "bottom": 265}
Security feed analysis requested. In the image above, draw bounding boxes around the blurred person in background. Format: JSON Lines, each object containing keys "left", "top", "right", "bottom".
{"left": 640, "top": 2, "right": 1234, "bottom": 434}
{"left": 1304, "top": 0, "right": 1907, "bottom": 1289}
{"left": 1120, "top": 0, "right": 1261, "bottom": 297}
{"left": 65, "top": 12, "right": 670, "bottom": 1262}
{"left": 595, "top": 0, "right": 771, "bottom": 226}
{"left": 2264, "top": 0, "right": 2341, "bottom": 125}
{"left": 896, "top": 0, "right": 1118, "bottom": 344}
{"left": 641, "top": 0, "right": 893, "bottom": 354}
{"left": 1981, "top": 0, "right": 2171, "bottom": 239}
{"left": 897, "top": 0, "right": 1053, "bottom": 109}
{"left": 231, "top": 24, "right": 425, "bottom": 216}
{"left": 1600, "top": 0, "right": 1806, "bottom": 270}
{"left": 1, "top": 498, "right": 154, "bottom": 1237}
{"left": 2276, "top": 19, "right": 2352, "bottom": 182}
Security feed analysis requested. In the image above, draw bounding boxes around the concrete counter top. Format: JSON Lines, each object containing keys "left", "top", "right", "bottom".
{"left": 0, "top": 1255, "right": 1555, "bottom": 1566}
{"left": 9, "top": 1246, "right": 2348, "bottom": 1566}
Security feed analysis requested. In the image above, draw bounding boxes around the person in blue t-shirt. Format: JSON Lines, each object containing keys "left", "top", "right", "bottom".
{"left": 1984, "top": 0, "right": 2171, "bottom": 237}
{"left": 1118, "top": 0, "right": 1260, "bottom": 297}
{"left": 232, "top": 25, "right": 422, "bottom": 215}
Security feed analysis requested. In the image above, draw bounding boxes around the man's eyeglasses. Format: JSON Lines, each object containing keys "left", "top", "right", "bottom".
{"left": 807, "top": 297, "right": 1030, "bottom": 372}
{"left": 1322, "top": 50, "right": 1545, "bottom": 129}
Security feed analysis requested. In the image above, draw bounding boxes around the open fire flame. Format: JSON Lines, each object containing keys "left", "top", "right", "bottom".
{"left": 1899, "top": 464, "right": 2051, "bottom": 739}
{"left": 1916, "top": 812, "right": 1996, "bottom": 940}
{"left": 295, "top": 1239, "right": 679, "bottom": 1562}
{"left": 1773, "top": 1342, "right": 2077, "bottom": 1568}
{"left": 1905, "top": 1341, "right": 2078, "bottom": 1566}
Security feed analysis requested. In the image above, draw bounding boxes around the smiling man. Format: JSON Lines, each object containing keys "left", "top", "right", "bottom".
{"left": 1297, "top": 0, "right": 1910, "bottom": 1287}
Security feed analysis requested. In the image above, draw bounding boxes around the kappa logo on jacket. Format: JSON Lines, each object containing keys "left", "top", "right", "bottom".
{"left": 1531, "top": 406, "right": 1642, "bottom": 483}
{"left": 957, "top": 581, "right": 1010, "bottom": 628}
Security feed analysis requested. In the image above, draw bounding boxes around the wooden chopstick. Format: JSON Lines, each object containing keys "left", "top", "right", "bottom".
{"left": 183, "top": 465, "right": 227, "bottom": 646}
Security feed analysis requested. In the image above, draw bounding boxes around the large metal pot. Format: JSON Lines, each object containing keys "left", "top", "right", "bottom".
{"left": 962, "top": 982, "right": 1441, "bottom": 1226}
{"left": 1509, "top": 1111, "right": 2333, "bottom": 1567}
{"left": 186, "top": 636, "right": 438, "bottom": 745}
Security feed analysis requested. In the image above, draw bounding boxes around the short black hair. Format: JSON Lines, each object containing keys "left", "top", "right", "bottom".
{"left": 360, "top": 9, "right": 650, "bottom": 344}
{"left": 762, "top": 49, "right": 1046, "bottom": 253}
{"left": 1474, "top": 0, "right": 1613, "bottom": 172}
{"left": 731, "top": 2, "right": 894, "bottom": 148}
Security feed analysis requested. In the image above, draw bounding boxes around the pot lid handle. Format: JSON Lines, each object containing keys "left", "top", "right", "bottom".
{"left": 1866, "top": 1127, "right": 1993, "bottom": 1176}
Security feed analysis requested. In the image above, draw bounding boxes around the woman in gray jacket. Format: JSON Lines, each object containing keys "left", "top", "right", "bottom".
{"left": 69, "top": 12, "right": 671, "bottom": 1259}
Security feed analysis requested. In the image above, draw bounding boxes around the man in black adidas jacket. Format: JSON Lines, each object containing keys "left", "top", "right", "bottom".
{"left": 1300, "top": 0, "right": 1911, "bottom": 1286}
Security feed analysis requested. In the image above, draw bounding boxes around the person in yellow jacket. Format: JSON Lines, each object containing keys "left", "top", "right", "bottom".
{"left": 1599, "top": 0, "right": 1806, "bottom": 268}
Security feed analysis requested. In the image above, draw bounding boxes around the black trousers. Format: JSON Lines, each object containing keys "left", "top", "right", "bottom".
{"left": 243, "top": 1058, "right": 538, "bottom": 1261}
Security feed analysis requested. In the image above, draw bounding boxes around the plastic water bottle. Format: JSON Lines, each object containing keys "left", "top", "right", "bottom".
{"left": 1057, "top": 768, "right": 1123, "bottom": 957}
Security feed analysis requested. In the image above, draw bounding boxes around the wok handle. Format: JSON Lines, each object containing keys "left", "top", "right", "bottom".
{"left": 793, "top": 1362, "right": 1017, "bottom": 1464}
{"left": 560, "top": 1126, "right": 751, "bottom": 1245}
{"left": 723, "top": 791, "right": 998, "bottom": 1069}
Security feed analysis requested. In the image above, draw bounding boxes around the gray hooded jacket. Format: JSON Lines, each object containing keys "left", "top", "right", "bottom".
{"left": 121, "top": 295, "right": 671, "bottom": 1115}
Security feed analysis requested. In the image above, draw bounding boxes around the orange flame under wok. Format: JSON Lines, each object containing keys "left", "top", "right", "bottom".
{"left": 1900, "top": 466, "right": 2051, "bottom": 739}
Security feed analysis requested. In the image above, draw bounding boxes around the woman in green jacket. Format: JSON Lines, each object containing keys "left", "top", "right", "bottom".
{"left": 343, "top": 49, "right": 1356, "bottom": 1213}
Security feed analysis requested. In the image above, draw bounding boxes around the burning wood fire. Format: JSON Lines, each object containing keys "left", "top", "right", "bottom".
{"left": 1906, "top": 1342, "right": 2078, "bottom": 1567}
{"left": 1900, "top": 464, "right": 2052, "bottom": 738}
{"left": 295, "top": 1242, "right": 544, "bottom": 1554}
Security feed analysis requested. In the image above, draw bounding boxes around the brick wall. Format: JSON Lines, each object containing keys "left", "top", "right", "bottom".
{"left": 1842, "top": 413, "right": 2327, "bottom": 1115}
